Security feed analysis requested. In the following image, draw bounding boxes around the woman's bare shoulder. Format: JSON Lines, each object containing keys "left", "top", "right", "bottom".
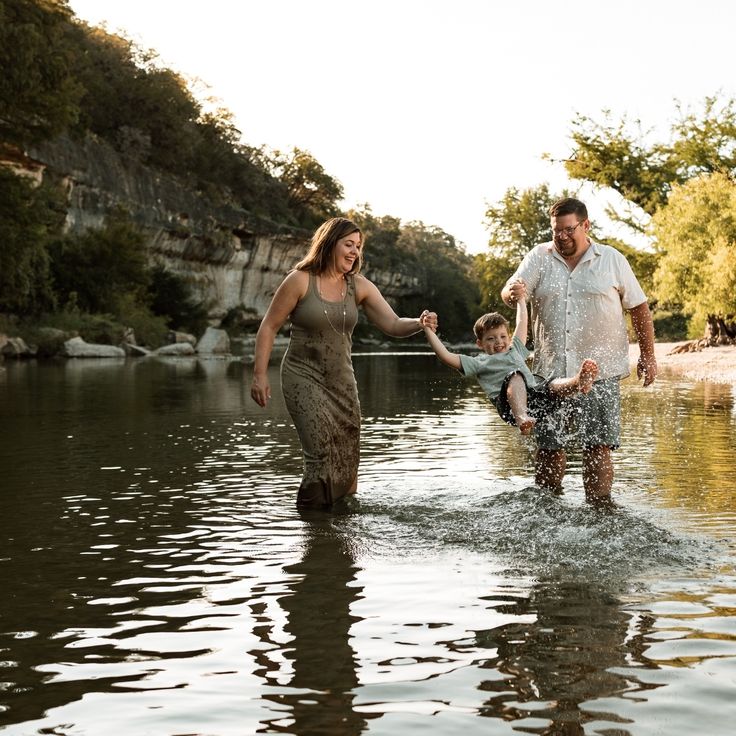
{"left": 352, "top": 273, "right": 377, "bottom": 299}
{"left": 266, "top": 269, "right": 310, "bottom": 310}
{"left": 282, "top": 268, "right": 310, "bottom": 291}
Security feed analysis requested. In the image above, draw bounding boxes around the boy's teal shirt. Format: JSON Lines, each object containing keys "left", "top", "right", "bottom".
{"left": 459, "top": 335, "right": 537, "bottom": 401}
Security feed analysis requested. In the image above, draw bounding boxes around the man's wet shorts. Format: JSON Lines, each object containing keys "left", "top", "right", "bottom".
{"left": 533, "top": 377, "right": 621, "bottom": 450}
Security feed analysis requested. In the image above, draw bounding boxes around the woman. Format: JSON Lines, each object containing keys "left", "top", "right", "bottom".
{"left": 250, "top": 217, "right": 437, "bottom": 508}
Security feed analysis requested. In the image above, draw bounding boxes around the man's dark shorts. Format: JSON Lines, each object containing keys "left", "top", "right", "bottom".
{"left": 494, "top": 373, "right": 622, "bottom": 450}
{"left": 534, "top": 377, "right": 621, "bottom": 450}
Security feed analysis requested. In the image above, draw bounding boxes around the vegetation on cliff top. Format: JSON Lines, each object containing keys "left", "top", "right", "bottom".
{"left": 1, "top": 0, "right": 482, "bottom": 343}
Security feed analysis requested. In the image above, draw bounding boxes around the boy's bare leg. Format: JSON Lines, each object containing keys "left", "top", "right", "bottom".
{"left": 549, "top": 359, "right": 599, "bottom": 398}
{"left": 506, "top": 374, "right": 536, "bottom": 434}
{"left": 535, "top": 448, "right": 566, "bottom": 491}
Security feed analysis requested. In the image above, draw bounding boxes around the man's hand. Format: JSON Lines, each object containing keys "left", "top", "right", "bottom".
{"left": 637, "top": 353, "right": 657, "bottom": 387}
{"left": 507, "top": 279, "right": 527, "bottom": 304}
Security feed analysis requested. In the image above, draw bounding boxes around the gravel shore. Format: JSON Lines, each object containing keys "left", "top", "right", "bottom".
{"left": 630, "top": 342, "right": 736, "bottom": 384}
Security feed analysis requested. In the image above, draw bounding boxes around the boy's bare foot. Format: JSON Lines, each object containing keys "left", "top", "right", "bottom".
{"left": 578, "top": 359, "right": 598, "bottom": 394}
{"left": 517, "top": 415, "right": 537, "bottom": 435}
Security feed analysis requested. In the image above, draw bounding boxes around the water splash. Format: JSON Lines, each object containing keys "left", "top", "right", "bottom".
{"left": 346, "top": 485, "right": 722, "bottom": 583}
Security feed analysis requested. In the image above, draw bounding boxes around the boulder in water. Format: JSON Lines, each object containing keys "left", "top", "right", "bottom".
{"left": 196, "top": 327, "right": 230, "bottom": 354}
{"left": 62, "top": 336, "right": 125, "bottom": 358}
{"left": 155, "top": 342, "right": 196, "bottom": 356}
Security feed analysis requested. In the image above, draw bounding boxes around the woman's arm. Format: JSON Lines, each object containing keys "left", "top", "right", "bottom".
{"left": 250, "top": 270, "right": 307, "bottom": 407}
{"left": 356, "top": 276, "right": 433, "bottom": 337}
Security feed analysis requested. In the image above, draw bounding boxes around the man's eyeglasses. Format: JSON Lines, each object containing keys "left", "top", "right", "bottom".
{"left": 552, "top": 221, "right": 584, "bottom": 239}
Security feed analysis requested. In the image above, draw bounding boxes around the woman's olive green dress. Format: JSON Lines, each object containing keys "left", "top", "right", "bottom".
{"left": 281, "top": 273, "right": 360, "bottom": 507}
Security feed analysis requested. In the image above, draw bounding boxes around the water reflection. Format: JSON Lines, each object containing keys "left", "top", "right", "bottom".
{"left": 475, "top": 579, "right": 639, "bottom": 733}
{"left": 261, "top": 510, "right": 367, "bottom": 734}
{"left": 623, "top": 377, "right": 736, "bottom": 519}
{"left": 0, "top": 357, "right": 735, "bottom": 735}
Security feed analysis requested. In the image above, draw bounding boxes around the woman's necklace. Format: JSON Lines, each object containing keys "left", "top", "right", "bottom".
{"left": 318, "top": 275, "right": 347, "bottom": 336}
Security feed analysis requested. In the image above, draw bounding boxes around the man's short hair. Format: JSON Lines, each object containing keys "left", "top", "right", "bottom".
{"left": 473, "top": 312, "right": 509, "bottom": 341}
{"left": 549, "top": 197, "right": 588, "bottom": 220}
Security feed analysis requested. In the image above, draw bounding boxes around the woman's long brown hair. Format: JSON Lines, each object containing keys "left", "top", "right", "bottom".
{"left": 294, "top": 217, "right": 363, "bottom": 275}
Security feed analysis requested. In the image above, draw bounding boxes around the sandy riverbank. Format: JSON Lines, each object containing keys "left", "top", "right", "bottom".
{"left": 630, "top": 342, "right": 736, "bottom": 384}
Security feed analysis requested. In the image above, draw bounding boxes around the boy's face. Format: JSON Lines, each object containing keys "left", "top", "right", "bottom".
{"left": 477, "top": 325, "right": 510, "bottom": 355}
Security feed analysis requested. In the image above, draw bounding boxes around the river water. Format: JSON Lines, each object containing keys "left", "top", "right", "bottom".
{"left": 1, "top": 353, "right": 735, "bottom": 735}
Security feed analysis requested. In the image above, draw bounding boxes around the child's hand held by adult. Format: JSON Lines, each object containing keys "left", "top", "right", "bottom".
{"left": 420, "top": 310, "right": 438, "bottom": 333}
{"left": 507, "top": 279, "right": 526, "bottom": 303}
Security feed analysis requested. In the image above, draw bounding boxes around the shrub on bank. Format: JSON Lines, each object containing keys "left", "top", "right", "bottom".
{"left": 4, "top": 309, "right": 162, "bottom": 354}
{"left": 653, "top": 310, "right": 689, "bottom": 342}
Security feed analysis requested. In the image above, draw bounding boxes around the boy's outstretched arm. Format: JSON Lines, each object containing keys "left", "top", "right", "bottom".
{"left": 512, "top": 296, "right": 528, "bottom": 344}
{"left": 423, "top": 325, "right": 462, "bottom": 371}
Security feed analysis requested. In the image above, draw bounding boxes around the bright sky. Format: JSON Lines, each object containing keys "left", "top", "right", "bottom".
{"left": 68, "top": 0, "right": 735, "bottom": 254}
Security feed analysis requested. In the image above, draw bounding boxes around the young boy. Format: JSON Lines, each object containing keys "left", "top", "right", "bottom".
{"left": 423, "top": 291, "right": 598, "bottom": 435}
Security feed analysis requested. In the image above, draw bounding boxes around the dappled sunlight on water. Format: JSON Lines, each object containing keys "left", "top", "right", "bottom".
{"left": 0, "top": 355, "right": 735, "bottom": 734}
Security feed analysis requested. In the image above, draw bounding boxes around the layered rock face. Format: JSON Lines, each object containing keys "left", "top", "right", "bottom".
{"left": 17, "top": 135, "right": 420, "bottom": 325}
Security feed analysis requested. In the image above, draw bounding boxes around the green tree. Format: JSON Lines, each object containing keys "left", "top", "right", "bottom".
{"left": 268, "top": 147, "right": 344, "bottom": 226}
{"left": 189, "top": 113, "right": 295, "bottom": 222}
{"left": 71, "top": 25, "right": 201, "bottom": 174}
{"left": 346, "top": 206, "right": 479, "bottom": 340}
{"left": 49, "top": 208, "right": 150, "bottom": 315}
{"left": 348, "top": 204, "right": 403, "bottom": 268}
{"left": 148, "top": 264, "right": 208, "bottom": 335}
{"left": 479, "top": 184, "right": 568, "bottom": 313}
{"left": 564, "top": 96, "right": 736, "bottom": 229}
{"left": 473, "top": 251, "right": 517, "bottom": 315}
{"left": 484, "top": 184, "right": 563, "bottom": 261}
{"left": 651, "top": 172, "right": 736, "bottom": 334}
{"left": 1, "top": 5, "right": 328, "bottom": 229}
{"left": 0, "top": 167, "right": 62, "bottom": 314}
{"left": 559, "top": 96, "right": 736, "bottom": 335}
{"left": 396, "top": 222, "right": 480, "bottom": 339}
{"left": 0, "top": 0, "right": 81, "bottom": 146}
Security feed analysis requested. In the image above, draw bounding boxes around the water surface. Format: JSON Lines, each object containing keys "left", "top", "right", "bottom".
{"left": 1, "top": 354, "right": 735, "bottom": 734}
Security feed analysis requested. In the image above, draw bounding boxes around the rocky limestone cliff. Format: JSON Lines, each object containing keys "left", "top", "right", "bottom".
{"left": 12, "top": 134, "right": 421, "bottom": 325}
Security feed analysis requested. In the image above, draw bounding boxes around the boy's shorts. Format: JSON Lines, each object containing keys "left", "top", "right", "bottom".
{"left": 534, "top": 377, "right": 621, "bottom": 451}
{"left": 493, "top": 371, "right": 558, "bottom": 426}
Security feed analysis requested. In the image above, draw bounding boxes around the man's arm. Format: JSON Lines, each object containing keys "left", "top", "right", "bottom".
{"left": 423, "top": 326, "right": 462, "bottom": 371}
{"left": 629, "top": 301, "right": 657, "bottom": 386}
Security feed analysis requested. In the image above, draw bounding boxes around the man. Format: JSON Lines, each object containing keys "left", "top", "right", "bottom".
{"left": 501, "top": 197, "right": 657, "bottom": 501}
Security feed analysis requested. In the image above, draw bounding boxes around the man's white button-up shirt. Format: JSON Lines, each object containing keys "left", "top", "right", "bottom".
{"left": 509, "top": 241, "right": 647, "bottom": 381}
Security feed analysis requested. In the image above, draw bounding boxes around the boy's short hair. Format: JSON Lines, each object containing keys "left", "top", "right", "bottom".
{"left": 473, "top": 312, "right": 509, "bottom": 340}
